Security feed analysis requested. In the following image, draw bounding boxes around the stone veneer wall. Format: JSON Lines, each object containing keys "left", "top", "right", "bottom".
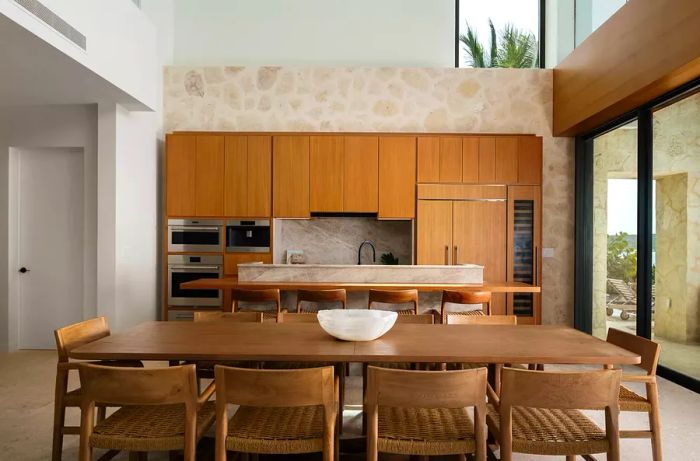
{"left": 164, "top": 66, "right": 575, "bottom": 325}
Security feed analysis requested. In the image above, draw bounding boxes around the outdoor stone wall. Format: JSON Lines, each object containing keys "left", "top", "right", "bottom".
{"left": 164, "top": 66, "right": 575, "bottom": 325}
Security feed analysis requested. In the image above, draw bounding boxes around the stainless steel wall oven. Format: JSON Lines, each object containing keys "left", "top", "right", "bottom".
{"left": 168, "top": 219, "right": 223, "bottom": 253}
{"left": 167, "top": 254, "right": 223, "bottom": 307}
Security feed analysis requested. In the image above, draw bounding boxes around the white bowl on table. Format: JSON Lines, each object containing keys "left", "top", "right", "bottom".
{"left": 317, "top": 309, "right": 398, "bottom": 341}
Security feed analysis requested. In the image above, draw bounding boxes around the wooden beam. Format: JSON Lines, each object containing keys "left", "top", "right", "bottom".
{"left": 553, "top": 0, "right": 700, "bottom": 136}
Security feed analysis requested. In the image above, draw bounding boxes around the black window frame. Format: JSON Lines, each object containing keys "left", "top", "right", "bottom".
{"left": 454, "top": 0, "right": 546, "bottom": 68}
{"left": 574, "top": 77, "right": 700, "bottom": 394}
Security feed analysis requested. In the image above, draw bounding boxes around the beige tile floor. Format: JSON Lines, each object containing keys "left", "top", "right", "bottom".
{"left": 1, "top": 351, "right": 699, "bottom": 460}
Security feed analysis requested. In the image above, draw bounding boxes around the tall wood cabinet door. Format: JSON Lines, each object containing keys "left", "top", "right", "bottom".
{"left": 378, "top": 136, "right": 416, "bottom": 219}
{"left": 224, "top": 136, "right": 248, "bottom": 216}
{"left": 507, "top": 185, "right": 542, "bottom": 324}
{"left": 439, "top": 137, "right": 463, "bottom": 183}
{"left": 195, "top": 135, "right": 224, "bottom": 217}
{"left": 477, "top": 137, "right": 496, "bottom": 184}
{"left": 462, "top": 137, "right": 480, "bottom": 183}
{"left": 417, "top": 200, "right": 453, "bottom": 265}
{"left": 417, "top": 137, "right": 439, "bottom": 182}
{"left": 166, "top": 135, "right": 196, "bottom": 216}
{"left": 452, "top": 200, "right": 508, "bottom": 314}
{"left": 495, "top": 137, "right": 518, "bottom": 184}
{"left": 273, "top": 136, "right": 310, "bottom": 218}
{"left": 247, "top": 135, "right": 272, "bottom": 217}
{"left": 344, "top": 136, "right": 378, "bottom": 212}
{"left": 517, "top": 136, "right": 543, "bottom": 185}
{"left": 310, "top": 136, "right": 344, "bottom": 212}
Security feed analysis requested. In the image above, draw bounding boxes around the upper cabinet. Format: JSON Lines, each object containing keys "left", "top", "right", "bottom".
{"left": 273, "top": 135, "right": 310, "bottom": 218}
{"left": 517, "top": 136, "right": 543, "bottom": 185}
{"left": 166, "top": 135, "right": 196, "bottom": 216}
{"left": 224, "top": 135, "right": 272, "bottom": 217}
{"left": 344, "top": 136, "right": 379, "bottom": 213}
{"left": 194, "top": 136, "right": 225, "bottom": 216}
{"left": 310, "top": 136, "right": 344, "bottom": 213}
{"left": 378, "top": 136, "right": 416, "bottom": 219}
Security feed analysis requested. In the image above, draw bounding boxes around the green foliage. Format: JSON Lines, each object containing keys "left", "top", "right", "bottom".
{"left": 380, "top": 252, "right": 399, "bottom": 265}
{"left": 460, "top": 19, "right": 539, "bottom": 68}
{"left": 607, "top": 232, "right": 637, "bottom": 284}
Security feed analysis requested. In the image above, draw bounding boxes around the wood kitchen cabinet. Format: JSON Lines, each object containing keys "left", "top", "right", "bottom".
{"left": 378, "top": 136, "right": 416, "bottom": 219}
{"left": 417, "top": 136, "right": 462, "bottom": 183}
{"left": 273, "top": 135, "right": 310, "bottom": 218}
{"left": 344, "top": 136, "right": 378, "bottom": 212}
{"left": 195, "top": 135, "right": 225, "bottom": 217}
{"left": 310, "top": 136, "right": 344, "bottom": 212}
{"left": 417, "top": 200, "right": 453, "bottom": 264}
{"left": 517, "top": 136, "right": 543, "bottom": 185}
{"left": 224, "top": 253, "right": 273, "bottom": 276}
{"left": 166, "top": 134, "right": 196, "bottom": 216}
{"left": 507, "top": 185, "right": 542, "bottom": 324}
{"left": 224, "top": 135, "right": 271, "bottom": 217}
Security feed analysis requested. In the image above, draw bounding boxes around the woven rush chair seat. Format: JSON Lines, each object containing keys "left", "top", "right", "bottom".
{"left": 226, "top": 405, "right": 326, "bottom": 454}
{"left": 447, "top": 310, "right": 485, "bottom": 317}
{"left": 486, "top": 404, "right": 608, "bottom": 456}
{"left": 619, "top": 385, "right": 652, "bottom": 411}
{"left": 378, "top": 406, "right": 475, "bottom": 455}
{"left": 90, "top": 402, "right": 216, "bottom": 452}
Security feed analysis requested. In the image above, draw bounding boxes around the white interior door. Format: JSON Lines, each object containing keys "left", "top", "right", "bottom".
{"left": 18, "top": 148, "right": 84, "bottom": 349}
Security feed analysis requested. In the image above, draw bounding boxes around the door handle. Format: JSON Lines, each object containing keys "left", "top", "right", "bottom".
{"left": 444, "top": 245, "right": 449, "bottom": 265}
{"left": 454, "top": 246, "right": 458, "bottom": 265}
{"left": 19, "top": 267, "right": 30, "bottom": 274}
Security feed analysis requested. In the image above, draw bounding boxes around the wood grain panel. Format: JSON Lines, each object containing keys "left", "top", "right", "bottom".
{"left": 224, "top": 136, "right": 248, "bottom": 217}
{"left": 417, "top": 137, "right": 439, "bottom": 183}
{"left": 462, "top": 137, "right": 479, "bottom": 184}
{"left": 195, "top": 135, "right": 224, "bottom": 216}
{"left": 224, "top": 253, "right": 272, "bottom": 275}
{"left": 273, "top": 136, "right": 310, "bottom": 218}
{"left": 166, "top": 134, "right": 196, "bottom": 216}
{"left": 344, "top": 136, "right": 378, "bottom": 212}
{"left": 378, "top": 136, "right": 416, "bottom": 219}
{"left": 417, "top": 184, "right": 507, "bottom": 201}
{"left": 438, "top": 137, "right": 463, "bottom": 183}
{"left": 416, "top": 200, "right": 453, "bottom": 265}
{"left": 477, "top": 137, "right": 496, "bottom": 184}
{"left": 495, "top": 137, "right": 518, "bottom": 184}
{"left": 452, "top": 200, "right": 507, "bottom": 313}
{"left": 518, "top": 136, "right": 543, "bottom": 185}
{"left": 246, "top": 135, "right": 272, "bottom": 217}
{"left": 309, "top": 136, "right": 344, "bottom": 212}
{"left": 553, "top": 0, "right": 700, "bottom": 135}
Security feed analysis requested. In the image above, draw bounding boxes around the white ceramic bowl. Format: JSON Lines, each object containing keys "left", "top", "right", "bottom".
{"left": 317, "top": 309, "right": 398, "bottom": 341}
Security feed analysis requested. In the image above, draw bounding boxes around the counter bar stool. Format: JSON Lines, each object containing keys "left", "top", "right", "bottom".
{"left": 487, "top": 368, "right": 622, "bottom": 461}
{"left": 366, "top": 366, "right": 488, "bottom": 461}
{"left": 78, "top": 363, "right": 215, "bottom": 461}
{"left": 368, "top": 289, "right": 418, "bottom": 315}
{"left": 440, "top": 290, "right": 491, "bottom": 324}
{"left": 296, "top": 289, "right": 347, "bottom": 313}
{"left": 606, "top": 328, "right": 663, "bottom": 461}
{"left": 230, "top": 288, "right": 281, "bottom": 321}
{"left": 214, "top": 365, "right": 338, "bottom": 461}
{"left": 53, "top": 317, "right": 143, "bottom": 461}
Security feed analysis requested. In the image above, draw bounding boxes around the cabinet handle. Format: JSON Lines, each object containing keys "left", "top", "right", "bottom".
{"left": 454, "top": 246, "right": 458, "bottom": 265}
{"left": 534, "top": 246, "right": 538, "bottom": 286}
{"left": 444, "top": 245, "right": 449, "bottom": 265}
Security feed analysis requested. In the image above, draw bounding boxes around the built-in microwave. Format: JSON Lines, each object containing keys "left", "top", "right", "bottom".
{"left": 226, "top": 219, "right": 271, "bottom": 252}
{"left": 168, "top": 219, "right": 223, "bottom": 253}
{"left": 167, "top": 254, "right": 223, "bottom": 307}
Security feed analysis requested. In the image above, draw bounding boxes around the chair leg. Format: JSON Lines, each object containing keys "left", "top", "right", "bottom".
{"left": 51, "top": 399, "right": 66, "bottom": 461}
{"left": 648, "top": 384, "right": 663, "bottom": 461}
{"left": 566, "top": 456, "right": 576, "bottom": 461}
{"left": 96, "top": 406, "right": 106, "bottom": 423}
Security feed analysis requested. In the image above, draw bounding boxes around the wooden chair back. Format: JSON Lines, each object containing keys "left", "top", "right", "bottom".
{"left": 54, "top": 317, "right": 110, "bottom": 363}
{"left": 231, "top": 288, "right": 281, "bottom": 315}
{"left": 368, "top": 289, "right": 418, "bottom": 314}
{"left": 447, "top": 314, "right": 517, "bottom": 325}
{"left": 395, "top": 314, "right": 434, "bottom": 324}
{"left": 278, "top": 312, "right": 319, "bottom": 323}
{"left": 606, "top": 328, "right": 660, "bottom": 375}
{"left": 440, "top": 290, "right": 491, "bottom": 322}
{"left": 296, "top": 289, "right": 347, "bottom": 312}
{"left": 193, "top": 311, "right": 263, "bottom": 322}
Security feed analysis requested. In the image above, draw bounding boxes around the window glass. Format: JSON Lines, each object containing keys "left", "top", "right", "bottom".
{"left": 574, "top": 0, "right": 628, "bottom": 47}
{"left": 457, "top": 0, "right": 540, "bottom": 68}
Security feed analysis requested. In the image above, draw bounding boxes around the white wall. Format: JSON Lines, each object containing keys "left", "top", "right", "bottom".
{"left": 0, "top": 105, "right": 98, "bottom": 350}
{"left": 169, "top": 0, "right": 455, "bottom": 67}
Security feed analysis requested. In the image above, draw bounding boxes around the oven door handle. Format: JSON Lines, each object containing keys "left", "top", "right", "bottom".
{"left": 169, "top": 226, "right": 221, "bottom": 232}
{"left": 169, "top": 266, "right": 222, "bottom": 271}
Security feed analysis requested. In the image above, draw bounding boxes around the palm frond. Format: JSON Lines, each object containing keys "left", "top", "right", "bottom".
{"left": 495, "top": 23, "right": 538, "bottom": 68}
{"left": 488, "top": 19, "right": 498, "bottom": 68}
{"left": 459, "top": 22, "right": 487, "bottom": 68}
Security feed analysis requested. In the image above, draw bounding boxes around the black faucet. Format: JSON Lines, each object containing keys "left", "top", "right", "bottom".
{"left": 357, "top": 240, "right": 376, "bottom": 265}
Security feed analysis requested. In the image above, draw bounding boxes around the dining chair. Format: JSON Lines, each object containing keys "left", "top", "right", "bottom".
{"left": 368, "top": 289, "right": 418, "bottom": 315}
{"left": 277, "top": 311, "right": 319, "bottom": 323}
{"left": 296, "top": 289, "right": 347, "bottom": 313}
{"left": 230, "top": 288, "right": 282, "bottom": 321}
{"left": 365, "top": 366, "right": 488, "bottom": 461}
{"left": 487, "top": 368, "right": 622, "bottom": 461}
{"left": 52, "top": 317, "right": 143, "bottom": 461}
{"left": 440, "top": 290, "right": 491, "bottom": 324}
{"left": 606, "top": 328, "right": 663, "bottom": 461}
{"left": 214, "top": 365, "right": 338, "bottom": 461}
{"left": 78, "top": 363, "right": 216, "bottom": 461}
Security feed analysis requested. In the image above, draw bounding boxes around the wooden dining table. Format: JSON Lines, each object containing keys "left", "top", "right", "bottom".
{"left": 69, "top": 321, "right": 641, "bottom": 366}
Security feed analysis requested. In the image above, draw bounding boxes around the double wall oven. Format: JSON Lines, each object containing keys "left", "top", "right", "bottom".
{"left": 168, "top": 219, "right": 223, "bottom": 253}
